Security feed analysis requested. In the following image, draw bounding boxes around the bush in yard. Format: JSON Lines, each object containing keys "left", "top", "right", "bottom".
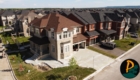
{"left": 69, "top": 57, "right": 78, "bottom": 67}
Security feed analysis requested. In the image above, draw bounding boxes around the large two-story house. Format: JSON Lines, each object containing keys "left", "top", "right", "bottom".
{"left": 29, "top": 13, "right": 87, "bottom": 60}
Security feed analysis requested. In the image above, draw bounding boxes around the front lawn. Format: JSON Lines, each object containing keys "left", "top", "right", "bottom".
{"left": 114, "top": 38, "right": 140, "bottom": 51}
{"left": 9, "top": 52, "right": 96, "bottom": 80}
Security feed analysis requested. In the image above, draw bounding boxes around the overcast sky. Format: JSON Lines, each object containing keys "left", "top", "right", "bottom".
{"left": 0, "top": 0, "right": 140, "bottom": 8}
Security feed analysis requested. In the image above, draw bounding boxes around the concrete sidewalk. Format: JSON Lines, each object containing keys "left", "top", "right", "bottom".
{"left": 0, "top": 53, "right": 15, "bottom": 80}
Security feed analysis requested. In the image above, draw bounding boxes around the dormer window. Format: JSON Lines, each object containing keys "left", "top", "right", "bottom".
{"left": 63, "top": 31, "right": 67, "bottom": 38}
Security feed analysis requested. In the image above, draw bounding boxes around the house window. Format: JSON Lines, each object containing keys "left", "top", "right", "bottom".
{"left": 76, "top": 28, "right": 79, "bottom": 32}
{"left": 52, "top": 45, "right": 55, "bottom": 52}
{"left": 90, "top": 25, "right": 92, "bottom": 29}
{"left": 59, "top": 34, "right": 61, "bottom": 39}
{"left": 63, "top": 31, "right": 67, "bottom": 38}
{"left": 64, "top": 45, "right": 69, "bottom": 53}
{"left": 51, "top": 32, "right": 54, "bottom": 39}
{"left": 35, "top": 28, "right": 39, "bottom": 35}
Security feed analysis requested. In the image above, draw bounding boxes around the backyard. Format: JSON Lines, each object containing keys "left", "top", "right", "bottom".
{"left": 9, "top": 52, "right": 96, "bottom": 80}
{"left": 0, "top": 32, "right": 30, "bottom": 50}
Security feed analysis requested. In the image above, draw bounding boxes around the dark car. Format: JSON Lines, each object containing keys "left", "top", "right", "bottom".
{"left": 131, "top": 33, "right": 139, "bottom": 38}
{"left": 101, "top": 42, "right": 116, "bottom": 49}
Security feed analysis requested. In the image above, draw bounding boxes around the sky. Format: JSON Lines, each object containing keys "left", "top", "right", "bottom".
{"left": 0, "top": 0, "right": 140, "bottom": 8}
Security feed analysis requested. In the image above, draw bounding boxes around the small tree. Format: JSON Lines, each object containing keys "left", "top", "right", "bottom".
{"left": 69, "top": 57, "right": 78, "bottom": 67}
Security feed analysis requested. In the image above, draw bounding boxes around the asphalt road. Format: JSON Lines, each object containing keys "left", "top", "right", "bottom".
{"left": 93, "top": 44, "right": 140, "bottom": 80}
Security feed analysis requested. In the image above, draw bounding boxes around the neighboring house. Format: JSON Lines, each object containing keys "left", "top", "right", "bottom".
{"left": 91, "top": 12, "right": 116, "bottom": 42}
{"left": 15, "top": 10, "right": 41, "bottom": 37}
{"left": 1, "top": 10, "right": 15, "bottom": 27}
{"left": 68, "top": 12, "right": 99, "bottom": 46}
{"left": 105, "top": 13, "right": 128, "bottom": 40}
{"left": 126, "top": 11, "right": 139, "bottom": 32}
{"left": 29, "top": 13, "right": 85, "bottom": 60}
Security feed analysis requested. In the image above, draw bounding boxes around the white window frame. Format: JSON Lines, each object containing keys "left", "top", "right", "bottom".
{"left": 76, "top": 27, "right": 79, "bottom": 32}
{"left": 64, "top": 44, "right": 70, "bottom": 53}
{"left": 63, "top": 31, "right": 67, "bottom": 38}
{"left": 35, "top": 28, "right": 39, "bottom": 35}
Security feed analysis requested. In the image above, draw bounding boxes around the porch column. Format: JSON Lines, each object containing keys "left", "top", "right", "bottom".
{"left": 78, "top": 43, "right": 80, "bottom": 51}
{"left": 84, "top": 42, "right": 86, "bottom": 49}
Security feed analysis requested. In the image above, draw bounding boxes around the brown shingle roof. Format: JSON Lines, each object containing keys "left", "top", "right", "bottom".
{"left": 31, "top": 13, "right": 82, "bottom": 32}
{"left": 73, "top": 34, "right": 87, "bottom": 43}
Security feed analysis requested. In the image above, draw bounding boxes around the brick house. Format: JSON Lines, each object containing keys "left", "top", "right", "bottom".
{"left": 29, "top": 13, "right": 87, "bottom": 60}
{"left": 68, "top": 12, "right": 100, "bottom": 46}
{"left": 105, "top": 13, "right": 129, "bottom": 39}
{"left": 91, "top": 12, "right": 116, "bottom": 42}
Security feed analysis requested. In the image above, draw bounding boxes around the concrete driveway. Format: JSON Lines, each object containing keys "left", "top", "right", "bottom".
{"left": 73, "top": 48, "right": 114, "bottom": 70}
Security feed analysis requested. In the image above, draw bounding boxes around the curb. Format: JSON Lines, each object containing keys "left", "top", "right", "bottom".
{"left": 83, "top": 43, "right": 140, "bottom": 80}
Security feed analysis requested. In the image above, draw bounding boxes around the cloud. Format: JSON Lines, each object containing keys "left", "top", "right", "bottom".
{"left": 0, "top": 0, "right": 4, "bottom": 3}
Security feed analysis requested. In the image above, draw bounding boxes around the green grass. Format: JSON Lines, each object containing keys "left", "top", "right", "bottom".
{"left": 87, "top": 46, "right": 117, "bottom": 58}
{"left": 114, "top": 38, "right": 140, "bottom": 51}
{"left": 9, "top": 53, "right": 96, "bottom": 80}
{"left": 0, "top": 26, "right": 5, "bottom": 31}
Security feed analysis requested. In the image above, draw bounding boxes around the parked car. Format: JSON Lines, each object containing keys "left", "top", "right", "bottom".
{"left": 131, "top": 33, "right": 139, "bottom": 38}
{"left": 100, "top": 42, "right": 116, "bottom": 49}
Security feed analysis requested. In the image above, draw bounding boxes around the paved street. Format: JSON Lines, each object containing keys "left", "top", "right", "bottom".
{"left": 93, "top": 44, "right": 140, "bottom": 80}
{"left": 0, "top": 53, "right": 14, "bottom": 80}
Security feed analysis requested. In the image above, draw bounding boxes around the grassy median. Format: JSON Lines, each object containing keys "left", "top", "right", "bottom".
{"left": 87, "top": 46, "right": 117, "bottom": 59}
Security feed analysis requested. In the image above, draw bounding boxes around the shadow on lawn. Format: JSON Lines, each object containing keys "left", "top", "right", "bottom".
{"left": 46, "top": 74, "right": 62, "bottom": 80}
